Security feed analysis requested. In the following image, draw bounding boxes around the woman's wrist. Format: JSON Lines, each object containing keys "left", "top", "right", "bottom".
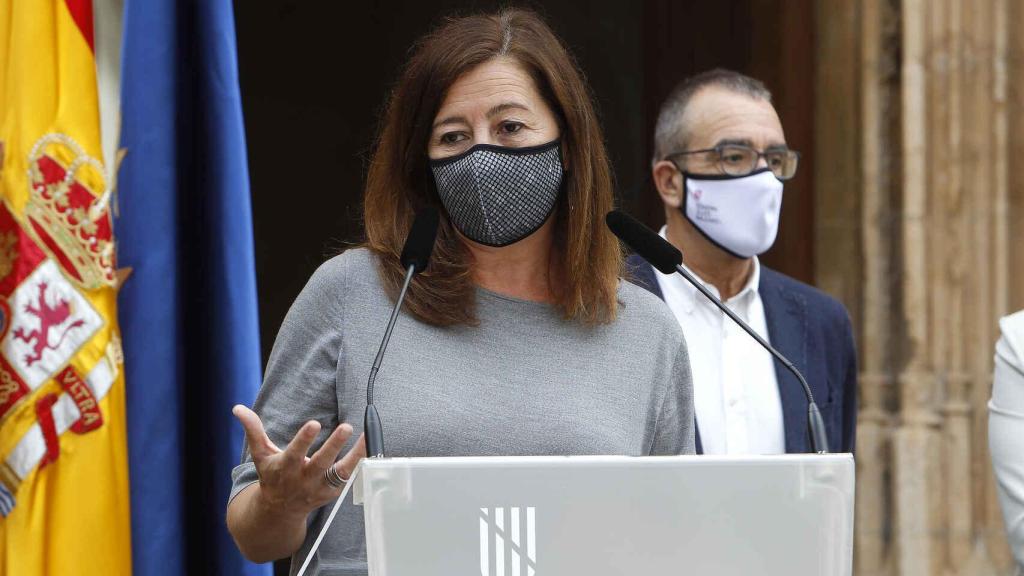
{"left": 251, "top": 482, "right": 310, "bottom": 526}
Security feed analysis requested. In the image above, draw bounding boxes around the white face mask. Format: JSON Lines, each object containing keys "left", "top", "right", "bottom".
{"left": 680, "top": 168, "right": 784, "bottom": 259}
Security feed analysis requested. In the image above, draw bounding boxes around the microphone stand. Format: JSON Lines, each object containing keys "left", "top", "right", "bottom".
{"left": 672, "top": 263, "right": 830, "bottom": 454}
{"left": 364, "top": 264, "right": 416, "bottom": 458}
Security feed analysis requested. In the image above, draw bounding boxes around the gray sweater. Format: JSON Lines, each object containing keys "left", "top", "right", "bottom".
{"left": 230, "top": 248, "right": 694, "bottom": 575}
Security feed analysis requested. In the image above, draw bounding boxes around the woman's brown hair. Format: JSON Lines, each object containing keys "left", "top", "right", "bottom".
{"left": 363, "top": 8, "right": 621, "bottom": 326}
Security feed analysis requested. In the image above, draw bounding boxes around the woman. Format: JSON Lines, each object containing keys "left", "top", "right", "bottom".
{"left": 990, "top": 310, "right": 1024, "bottom": 572}
{"left": 227, "top": 9, "right": 694, "bottom": 574}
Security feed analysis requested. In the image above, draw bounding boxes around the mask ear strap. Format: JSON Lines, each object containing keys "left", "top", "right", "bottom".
{"left": 654, "top": 156, "right": 687, "bottom": 211}
{"left": 673, "top": 162, "right": 689, "bottom": 208}
{"left": 678, "top": 170, "right": 689, "bottom": 219}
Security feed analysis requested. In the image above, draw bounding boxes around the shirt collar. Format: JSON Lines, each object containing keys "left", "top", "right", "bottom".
{"left": 658, "top": 226, "right": 761, "bottom": 315}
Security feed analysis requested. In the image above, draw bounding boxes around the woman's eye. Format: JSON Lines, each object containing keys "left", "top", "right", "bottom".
{"left": 500, "top": 122, "right": 524, "bottom": 134}
{"left": 440, "top": 132, "right": 465, "bottom": 145}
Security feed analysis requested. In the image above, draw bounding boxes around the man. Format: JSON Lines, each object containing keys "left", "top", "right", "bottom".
{"left": 628, "top": 69, "right": 857, "bottom": 454}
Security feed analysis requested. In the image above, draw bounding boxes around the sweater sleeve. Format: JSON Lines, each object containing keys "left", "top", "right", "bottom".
{"left": 229, "top": 255, "right": 352, "bottom": 503}
{"left": 649, "top": 337, "right": 696, "bottom": 456}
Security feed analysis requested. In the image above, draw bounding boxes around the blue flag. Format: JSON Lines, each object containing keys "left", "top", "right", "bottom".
{"left": 116, "top": 1, "right": 268, "bottom": 574}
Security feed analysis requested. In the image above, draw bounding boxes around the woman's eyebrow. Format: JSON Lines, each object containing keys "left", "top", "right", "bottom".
{"left": 432, "top": 115, "right": 469, "bottom": 130}
{"left": 433, "top": 102, "right": 531, "bottom": 130}
{"left": 486, "top": 102, "right": 530, "bottom": 118}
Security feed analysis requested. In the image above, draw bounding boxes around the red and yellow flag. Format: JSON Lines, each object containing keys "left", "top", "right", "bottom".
{"left": 0, "top": 1, "right": 131, "bottom": 573}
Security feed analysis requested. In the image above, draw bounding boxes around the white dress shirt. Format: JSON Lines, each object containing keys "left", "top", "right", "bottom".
{"left": 654, "top": 227, "right": 785, "bottom": 455}
{"left": 989, "top": 310, "right": 1024, "bottom": 572}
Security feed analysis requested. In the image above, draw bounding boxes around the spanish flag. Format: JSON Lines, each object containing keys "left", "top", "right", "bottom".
{"left": 0, "top": 1, "right": 132, "bottom": 574}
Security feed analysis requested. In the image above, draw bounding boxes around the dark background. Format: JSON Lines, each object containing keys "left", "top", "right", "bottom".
{"left": 232, "top": 1, "right": 814, "bottom": 569}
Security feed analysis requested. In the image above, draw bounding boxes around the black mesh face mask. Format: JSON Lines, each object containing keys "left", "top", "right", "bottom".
{"left": 429, "top": 140, "right": 563, "bottom": 247}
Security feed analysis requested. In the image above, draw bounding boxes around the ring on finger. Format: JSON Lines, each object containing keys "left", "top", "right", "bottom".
{"left": 325, "top": 464, "right": 348, "bottom": 488}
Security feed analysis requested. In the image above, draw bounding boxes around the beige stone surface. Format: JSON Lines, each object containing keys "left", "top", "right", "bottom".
{"left": 815, "top": 1, "right": 1021, "bottom": 573}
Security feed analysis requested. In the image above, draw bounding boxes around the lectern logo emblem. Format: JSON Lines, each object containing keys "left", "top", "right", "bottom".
{"left": 479, "top": 506, "right": 536, "bottom": 576}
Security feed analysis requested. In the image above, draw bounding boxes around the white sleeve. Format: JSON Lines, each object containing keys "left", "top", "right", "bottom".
{"left": 989, "top": 310, "right": 1024, "bottom": 571}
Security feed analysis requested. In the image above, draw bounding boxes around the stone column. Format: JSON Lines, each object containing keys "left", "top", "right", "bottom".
{"left": 854, "top": 0, "right": 896, "bottom": 573}
{"left": 815, "top": 0, "right": 1019, "bottom": 573}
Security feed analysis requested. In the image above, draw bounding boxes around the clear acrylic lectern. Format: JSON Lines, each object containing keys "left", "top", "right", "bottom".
{"left": 353, "top": 454, "right": 854, "bottom": 576}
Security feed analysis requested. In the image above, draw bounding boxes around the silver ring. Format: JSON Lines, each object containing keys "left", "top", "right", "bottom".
{"left": 325, "top": 464, "right": 347, "bottom": 488}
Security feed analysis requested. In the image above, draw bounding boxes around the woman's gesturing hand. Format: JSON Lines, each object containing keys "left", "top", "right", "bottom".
{"left": 232, "top": 405, "right": 366, "bottom": 520}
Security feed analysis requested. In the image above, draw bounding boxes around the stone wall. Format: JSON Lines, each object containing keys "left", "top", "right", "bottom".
{"left": 815, "top": 1, "right": 1023, "bottom": 574}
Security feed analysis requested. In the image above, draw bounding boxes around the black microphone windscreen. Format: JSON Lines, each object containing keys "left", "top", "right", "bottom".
{"left": 605, "top": 210, "right": 682, "bottom": 274}
{"left": 400, "top": 206, "right": 440, "bottom": 273}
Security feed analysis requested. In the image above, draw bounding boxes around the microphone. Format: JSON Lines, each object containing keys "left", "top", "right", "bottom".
{"left": 364, "top": 206, "right": 440, "bottom": 458}
{"left": 606, "top": 210, "right": 830, "bottom": 454}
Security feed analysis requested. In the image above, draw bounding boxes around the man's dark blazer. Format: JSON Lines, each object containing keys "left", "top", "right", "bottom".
{"left": 626, "top": 253, "right": 858, "bottom": 454}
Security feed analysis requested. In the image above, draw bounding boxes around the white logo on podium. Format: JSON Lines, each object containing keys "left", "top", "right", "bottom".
{"left": 480, "top": 506, "right": 536, "bottom": 576}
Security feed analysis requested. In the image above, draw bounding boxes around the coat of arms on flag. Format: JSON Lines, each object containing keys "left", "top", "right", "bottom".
{"left": 0, "top": 130, "right": 122, "bottom": 497}
{"left": 0, "top": 1, "right": 133, "bottom": 573}
{"left": 0, "top": 134, "right": 119, "bottom": 496}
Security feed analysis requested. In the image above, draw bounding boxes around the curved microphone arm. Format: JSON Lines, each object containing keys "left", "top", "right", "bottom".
{"left": 673, "top": 263, "right": 830, "bottom": 454}
{"left": 364, "top": 264, "right": 417, "bottom": 459}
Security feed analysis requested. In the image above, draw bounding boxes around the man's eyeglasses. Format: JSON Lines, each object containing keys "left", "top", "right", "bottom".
{"left": 666, "top": 144, "right": 801, "bottom": 181}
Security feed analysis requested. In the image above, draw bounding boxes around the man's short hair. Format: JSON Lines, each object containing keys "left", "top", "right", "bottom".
{"left": 652, "top": 68, "right": 773, "bottom": 162}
